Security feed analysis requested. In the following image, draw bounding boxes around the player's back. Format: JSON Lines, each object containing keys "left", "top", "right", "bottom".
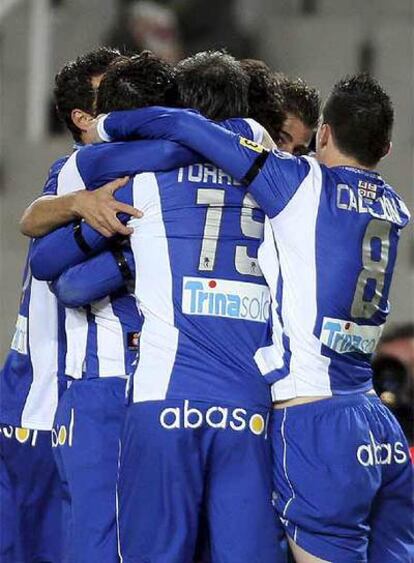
{"left": 49, "top": 151, "right": 143, "bottom": 382}
{"left": 129, "top": 161, "right": 273, "bottom": 409}
{"left": 261, "top": 156, "right": 410, "bottom": 399}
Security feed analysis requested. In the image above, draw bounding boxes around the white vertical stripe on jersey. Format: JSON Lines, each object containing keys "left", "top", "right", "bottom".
{"left": 255, "top": 217, "right": 286, "bottom": 375}
{"left": 21, "top": 278, "right": 59, "bottom": 429}
{"left": 268, "top": 157, "right": 332, "bottom": 399}
{"left": 57, "top": 153, "right": 90, "bottom": 380}
{"left": 56, "top": 151, "right": 84, "bottom": 195}
{"left": 130, "top": 173, "right": 179, "bottom": 402}
{"left": 64, "top": 308, "right": 88, "bottom": 379}
{"left": 92, "top": 297, "right": 126, "bottom": 377}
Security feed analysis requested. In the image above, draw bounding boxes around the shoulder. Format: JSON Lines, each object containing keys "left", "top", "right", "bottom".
{"left": 77, "top": 141, "right": 128, "bottom": 155}
{"left": 42, "top": 154, "right": 71, "bottom": 196}
{"left": 220, "top": 117, "right": 264, "bottom": 143}
{"left": 48, "top": 154, "right": 71, "bottom": 177}
{"left": 56, "top": 150, "right": 85, "bottom": 195}
{"left": 382, "top": 183, "right": 411, "bottom": 226}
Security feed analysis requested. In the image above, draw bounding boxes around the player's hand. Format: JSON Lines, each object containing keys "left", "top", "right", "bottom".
{"left": 72, "top": 177, "right": 143, "bottom": 237}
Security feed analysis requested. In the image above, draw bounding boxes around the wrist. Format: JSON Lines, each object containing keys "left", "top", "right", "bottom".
{"left": 69, "top": 190, "right": 88, "bottom": 219}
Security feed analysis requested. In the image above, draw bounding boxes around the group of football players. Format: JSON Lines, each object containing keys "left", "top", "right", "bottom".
{"left": 0, "top": 46, "right": 413, "bottom": 563}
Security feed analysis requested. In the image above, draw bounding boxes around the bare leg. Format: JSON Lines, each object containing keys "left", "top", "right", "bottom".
{"left": 288, "top": 536, "right": 331, "bottom": 563}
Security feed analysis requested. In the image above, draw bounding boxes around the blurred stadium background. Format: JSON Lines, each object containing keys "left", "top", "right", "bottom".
{"left": 0, "top": 0, "right": 413, "bottom": 365}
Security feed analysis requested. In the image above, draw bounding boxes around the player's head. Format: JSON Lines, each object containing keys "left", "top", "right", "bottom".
{"left": 54, "top": 47, "right": 122, "bottom": 144}
{"left": 317, "top": 73, "right": 393, "bottom": 168}
{"left": 175, "top": 50, "right": 249, "bottom": 120}
{"left": 240, "top": 59, "right": 285, "bottom": 144}
{"left": 96, "top": 50, "right": 176, "bottom": 114}
{"left": 274, "top": 73, "right": 320, "bottom": 155}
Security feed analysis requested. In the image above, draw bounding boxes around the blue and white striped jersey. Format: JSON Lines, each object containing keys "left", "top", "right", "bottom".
{"left": 0, "top": 157, "right": 68, "bottom": 430}
{"left": 52, "top": 137, "right": 225, "bottom": 381}
{"left": 127, "top": 161, "right": 273, "bottom": 408}
{"left": 97, "top": 107, "right": 411, "bottom": 400}
{"left": 51, "top": 149, "right": 158, "bottom": 382}
{"left": 0, "top": 139, "right": 184, "bottom": 428}
{"left": 30, "top": 119, "right": 275, "bottom": 410}
{"left": 252, "top": 158, "right": 410, "bottom": 400}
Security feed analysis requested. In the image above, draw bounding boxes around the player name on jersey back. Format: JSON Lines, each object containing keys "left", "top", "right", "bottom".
{"left": 177, "top": 163, "right": 241, "bottom": 186}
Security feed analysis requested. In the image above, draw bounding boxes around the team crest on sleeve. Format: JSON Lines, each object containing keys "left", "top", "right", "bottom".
{"left": 239, "top": 137, "right": 265, "bottom": 153}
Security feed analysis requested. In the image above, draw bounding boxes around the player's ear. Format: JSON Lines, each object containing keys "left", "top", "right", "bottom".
{"left": 71, "top": 109, "right": 95, "bottom": 133}
{"left": 380, "top": 141, "right": 392, "bottom": 161}
{"left": 318, "top": 123, "right": 330, "bottom": 149}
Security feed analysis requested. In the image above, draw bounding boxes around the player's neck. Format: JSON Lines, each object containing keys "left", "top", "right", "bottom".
{"left": 321, "top": 151, "right": 376, "bottom": 173}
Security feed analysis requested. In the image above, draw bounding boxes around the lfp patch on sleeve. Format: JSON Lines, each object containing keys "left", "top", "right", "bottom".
{"left": 239, "top": 137, "right": 265, "bottom": 154}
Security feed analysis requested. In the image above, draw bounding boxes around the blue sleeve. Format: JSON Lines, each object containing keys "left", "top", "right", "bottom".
{"left": 41, "top": 155, "right": 70, "bottom": 196}
{"left": 102, "top": 110, "right": 255, "bottom": 143}
{"left": 220, "top": 118, "right": 254, "bottom": 138}
{"left": 51, "top": 246, "right": 135, "bottom": 308}
{"left": 30, "top": 181, "right": 134, "bottom": 281}
{"left": 77, "top": 140, "right": 198, "bottom": 190}
{"left": 103, "top": 107, "right": 310, "bottom": 217}
{"left": 247, "top": 150, "right": 311, "bottom": 217}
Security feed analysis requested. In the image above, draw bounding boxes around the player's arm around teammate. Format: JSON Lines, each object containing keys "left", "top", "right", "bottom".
{"left": 19, "top": 49, "right": 139, "bottom": 239}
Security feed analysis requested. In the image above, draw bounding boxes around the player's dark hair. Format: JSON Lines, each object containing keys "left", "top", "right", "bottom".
{"left": 323, "top": 73, "right": 394, "bottom": 168}
{"left": 175, "top": 50, "right": 249, "bottom": 120}
{"left": 96, "top": 51, "right": 177, "bottom": 114}
{"left": 240, "top": 59, "right": 285, "bottom": 142}
{"left": 54, "top": 47, "right": 122, "bottom": 142}
{"left": 274, "top": 73, "right": 320, "bottom": 130}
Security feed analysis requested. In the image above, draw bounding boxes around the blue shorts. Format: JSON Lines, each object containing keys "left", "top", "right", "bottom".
{"left": 0, "top": 426, "right": 62, "bottom": 563}
{"left": 272, "top": 394, "right": 414, "bottom": 562}
{"left": 118, "top": 399, "right": 286, "bottom": 563}
{"left": 53, "top": 377, "right": 127, "bottom": 563}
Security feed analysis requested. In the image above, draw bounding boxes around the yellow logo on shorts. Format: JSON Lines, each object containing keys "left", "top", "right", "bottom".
{"left": 239, "top": 137, "right": 265, "bottom": 153}
{"left": 249, "top": 414, "right": 266, "bottom": 435}
{"left": 0, "top": 426, "right": 38, "bottom": 446}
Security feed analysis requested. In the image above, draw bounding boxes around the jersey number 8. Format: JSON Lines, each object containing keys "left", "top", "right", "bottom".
{"left": 351, "top": 219, "right": 392, "bottom": 319}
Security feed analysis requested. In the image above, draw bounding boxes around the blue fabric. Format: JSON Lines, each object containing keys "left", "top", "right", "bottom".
{"left": 104, "top": 107, "right": 258, "bottom": 181}
{"left": 135, "top": 162, "right": 271, "bottom": 409}
{"left": 312, "top": 166, "right": 407, "bottom": 394}
{"left": 104, "top": 108, "right": 412, "bottom": 397}
{"left": 52, "top": 378, "right": 127, "bottom": 563}
{"left": 118, "top": 400, "right": 286, "bottom": 563}
{"left": 29, "top": 116, "right": 256, "bottom": 283}
{"left": 29, "top": 115, "right": 255, "bottom": 282}
{"left": 102, "top": 109, "right": 255, "bottom": 145}
{"left": 271, "top": 395, "right": 414, "bottom": 562}
{"left": 77, "top": 140, "right": 197, "bottom": 189}
{"left": 29, "top": 118, "right": 274, "bottom": 409}
{"left": 103, "top": 107, "right": 311, "bottom": 217}
{"left": 51, "top": 247, "right": 135, "bottom": 308}
{"left": 0, "top": 156, "right": 68, "bottom": 428}
{"left": 0, "top": 427, "right": 63, "bottom": 563}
